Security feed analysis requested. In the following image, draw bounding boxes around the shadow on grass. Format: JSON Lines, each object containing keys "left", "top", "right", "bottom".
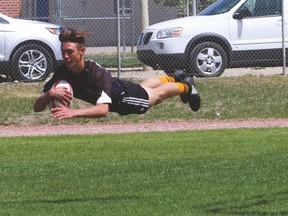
{"left": 199, "top": 190, "right": 288, "bottom": 215}
{"left": 1, "top": 195, "right": 140, "bottom": 205}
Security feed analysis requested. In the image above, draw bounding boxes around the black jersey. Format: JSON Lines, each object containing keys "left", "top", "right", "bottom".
{"left": 43, "top": 59, "right": 112, "bottom": 105}
{"left": 42, "top": 59, "right": 149, "bottom": 115}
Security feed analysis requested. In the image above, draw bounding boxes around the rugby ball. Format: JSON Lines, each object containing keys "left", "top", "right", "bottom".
{"left": 49, "top": 80, "right": 73, "bottom": 109}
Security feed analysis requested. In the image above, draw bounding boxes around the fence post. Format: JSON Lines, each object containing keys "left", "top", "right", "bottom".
{"left": 117, "top": 0, "right": 121, "bottom": 78}
{"left": 282, "top": 0, "right": 286, "bottom": 75}
{"left": 140, "top": 0, "right": 152, "bottom": 71}
{"left": 192, "top": 0, "right": 196, "bottom": 16}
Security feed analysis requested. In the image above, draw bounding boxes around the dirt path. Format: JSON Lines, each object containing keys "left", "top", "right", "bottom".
{"left": 0, "top": 118, "right": 287, "bottom": 137}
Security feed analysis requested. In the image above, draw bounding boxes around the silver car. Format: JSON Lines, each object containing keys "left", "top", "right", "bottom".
{"left": 0, "top": 13, "right": 63, "bottom": 81}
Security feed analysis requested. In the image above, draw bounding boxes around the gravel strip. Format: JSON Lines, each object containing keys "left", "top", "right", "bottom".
{"left": 0, "top": 118, "right": 287, "bottom": 137}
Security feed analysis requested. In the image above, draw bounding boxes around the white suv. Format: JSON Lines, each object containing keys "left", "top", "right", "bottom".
{"left": 137, "top": 0, "right": 286, "bottom": 77}
{"left": 0, "top": 13, "right": 63, "bottom": 81}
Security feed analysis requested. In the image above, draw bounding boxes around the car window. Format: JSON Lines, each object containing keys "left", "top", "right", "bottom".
{"left": 238, "top": 0, "right": 282, "bottom": 17}
{"left": 0, "top": 17, "right": 9, "bottom": 24}
{"left": 198, "top": 0, "right": 241, "bottom": 15}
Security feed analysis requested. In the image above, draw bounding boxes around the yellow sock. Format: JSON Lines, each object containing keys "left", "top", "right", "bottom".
{"left": 158, "top": 76, "right": 176, "bottom": 83}
{"left": 176, "top": 82, "right": 189, "bottom": 95}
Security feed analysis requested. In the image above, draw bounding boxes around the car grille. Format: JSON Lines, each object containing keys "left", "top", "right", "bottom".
{"left": 138, "top": 32, "right": 153, "bottom": 45}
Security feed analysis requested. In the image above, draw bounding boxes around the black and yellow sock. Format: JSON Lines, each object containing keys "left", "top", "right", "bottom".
{"left": 158, "top": 76, "right": 176, "bottom": 83}
{"left": 176, "top": 82, "right": 189, "bottom": 95}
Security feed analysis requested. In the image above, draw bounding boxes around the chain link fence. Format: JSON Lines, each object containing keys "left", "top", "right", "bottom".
{"left": 0, "top": 0, "right": 287, "bottom": 82}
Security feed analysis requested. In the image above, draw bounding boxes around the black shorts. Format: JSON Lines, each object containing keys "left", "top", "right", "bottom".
{"left": 109, "top": 78, "right": 149, "bottom": 115}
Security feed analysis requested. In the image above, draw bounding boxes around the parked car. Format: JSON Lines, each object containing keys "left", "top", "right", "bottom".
{"left": 137, "top": 0, "right": 285, "bottom": 77}
{"left": 0, "top": 13, "right": 63, "bottom": 81}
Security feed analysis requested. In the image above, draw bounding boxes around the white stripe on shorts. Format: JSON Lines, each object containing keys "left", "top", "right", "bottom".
{"left": 122, "top": 97, "right": 149, "bottom": 107}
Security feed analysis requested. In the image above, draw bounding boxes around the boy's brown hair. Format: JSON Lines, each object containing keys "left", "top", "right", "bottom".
{"left": 59, "top": 27, "right": 88, "bottom": 47}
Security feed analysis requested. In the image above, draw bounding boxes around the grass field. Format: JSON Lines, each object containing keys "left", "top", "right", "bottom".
{"left": 1, "top": 75, "right": 288, "bottom": 125}
{"left": 1, "top": 72, "right": 288, "bottom": 215}
{"left": 1, "top": 128, "right": 288, "bottom": 215}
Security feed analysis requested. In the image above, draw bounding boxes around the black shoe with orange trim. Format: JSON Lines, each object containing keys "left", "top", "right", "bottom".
{"left": 170, "top": 70, "right": 186, "bottom": 82}
{"left": 181, "top": 76, "right": 201, "bottom": 112}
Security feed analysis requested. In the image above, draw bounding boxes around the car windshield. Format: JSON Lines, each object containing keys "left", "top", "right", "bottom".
{"left": 198, "top": 0, "right": 241, "bottom": 15}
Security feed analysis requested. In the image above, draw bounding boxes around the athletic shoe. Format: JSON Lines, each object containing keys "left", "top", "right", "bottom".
{"left": 181, "top": 76, "right": 201, "bottom": 112}
{"left": 170, "top": 70, "right": 186, "bottom": 82}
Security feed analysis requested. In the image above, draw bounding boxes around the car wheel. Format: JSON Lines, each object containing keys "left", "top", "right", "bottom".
{"left": 189, "top": 42, "right": 227, "bottom": 77}
{"left": 10, "top": 44, "right": 53, "bottom": 81}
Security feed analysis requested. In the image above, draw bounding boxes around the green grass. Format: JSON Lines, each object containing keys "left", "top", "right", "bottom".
{"left": 0, "top": 75, "right": 287, "bottom": 125}
{"left": 86, "top": 53, "right": 142, "bottom": 68}
{"left": 1, "top": 128, "right": 288, "bottom": 215}
{"left": 1, "top": 75, "right": 287, "bottom": 215}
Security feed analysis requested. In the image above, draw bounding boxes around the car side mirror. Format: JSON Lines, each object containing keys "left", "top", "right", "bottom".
{"left": 233, "top": 7, "right": 252, "bottom": 20}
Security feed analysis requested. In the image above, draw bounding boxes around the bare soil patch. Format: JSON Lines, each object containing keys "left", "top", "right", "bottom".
{"left": 0, "top": 118, "right": 287, "bottom": 137}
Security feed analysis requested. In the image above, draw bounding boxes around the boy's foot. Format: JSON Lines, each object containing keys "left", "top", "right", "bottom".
{"left": 181, "top": 76, "right": 201, "bottom": 112}
{"left": 170, "top": 70, "right": 186, "bottom": 82}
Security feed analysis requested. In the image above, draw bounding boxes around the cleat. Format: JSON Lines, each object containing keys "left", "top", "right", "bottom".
{"left": 181, "top": 76, "right": 201, "bottom": 112}
{"left": 170, "top": 70, "right": 186, "bottom": 82}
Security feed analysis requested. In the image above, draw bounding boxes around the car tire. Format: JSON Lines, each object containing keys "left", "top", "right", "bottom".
{"left": 10, "top": 44, "right": 54, "bottom": 82}
{"left": 189, "top": 42, "right": 227, "bottom": 77}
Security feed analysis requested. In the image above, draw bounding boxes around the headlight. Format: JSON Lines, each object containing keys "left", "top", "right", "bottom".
{"left": 157, "top": 27, "right": 182, "bottom": 39}
{"left": 46, "top": 27, "right": 63, "bottom": 35}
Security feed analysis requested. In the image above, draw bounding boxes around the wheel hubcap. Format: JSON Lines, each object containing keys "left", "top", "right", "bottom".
{"left": 19, "top": 49, "right": 48, "bottom": 80}
{"left": 197, "top": 47, "right": 222, "bottom": 75}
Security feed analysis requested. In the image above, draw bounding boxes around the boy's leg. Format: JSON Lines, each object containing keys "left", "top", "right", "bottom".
{"left": 141, "top": 82, "right": 184, "bottom": 106}
{"left": 140, "top": 77, "right": 164, "bottom": 89}
{"left": 140, "top": 70, "right": 201, "bottom": 112}
{"left": 140, "top": 70, "right": 186, "bottom": 88}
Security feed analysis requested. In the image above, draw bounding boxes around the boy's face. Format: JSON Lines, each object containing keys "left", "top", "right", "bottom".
{"left": 61, "top": 42, "right": 85, "bottom": 72}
